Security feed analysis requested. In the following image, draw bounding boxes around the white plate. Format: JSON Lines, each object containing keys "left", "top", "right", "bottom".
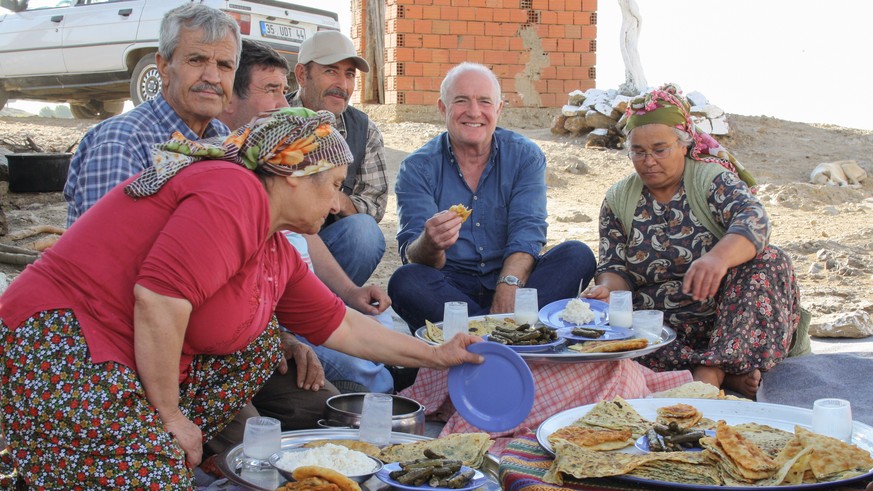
{"left": 536, "top": 398, "right": 873, "bottom": 490}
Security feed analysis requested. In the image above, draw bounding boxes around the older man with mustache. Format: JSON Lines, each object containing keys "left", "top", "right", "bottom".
{"left": 64, "top": 3, "right": 239, "bottom": 225}
{"left": 286, "top": 31, "right": 388, "bottom": 289}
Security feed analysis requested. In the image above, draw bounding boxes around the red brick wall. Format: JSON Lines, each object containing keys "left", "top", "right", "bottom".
{"left": 351, "top": 0, "right": 597, "bottom": 108}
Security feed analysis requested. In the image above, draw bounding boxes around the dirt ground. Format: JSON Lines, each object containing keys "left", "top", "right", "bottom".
{"left": 1, "top": 111, "right": 872, "bottom": 340}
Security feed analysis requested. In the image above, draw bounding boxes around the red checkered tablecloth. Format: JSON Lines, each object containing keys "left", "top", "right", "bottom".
{"left": 399, "top": 359, "right": 691, "bottom": 455}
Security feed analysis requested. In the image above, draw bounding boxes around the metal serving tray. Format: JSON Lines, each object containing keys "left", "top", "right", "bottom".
{"left": 216, "top": 428, "right": 500, "bottom": 491}
{"left": 414, "top": 314, "right": 676, "bottom": 364}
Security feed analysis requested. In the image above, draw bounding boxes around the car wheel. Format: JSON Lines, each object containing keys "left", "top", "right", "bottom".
{"left": 69, "top": 100, "right": 123, "bottom": 120}
{"left": 130, "top": 53, "right": 160, "bottom": 106}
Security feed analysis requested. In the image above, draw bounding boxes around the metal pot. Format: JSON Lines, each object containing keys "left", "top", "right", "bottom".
{"left": 319, "top": 393, "right": 426, "bottom": 435}
{"left": 6, "top": 152, "right": 72, "bottom": 193}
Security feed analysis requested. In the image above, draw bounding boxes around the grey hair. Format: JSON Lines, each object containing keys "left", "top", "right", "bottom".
{"left": 158, "top": 4, "right": 242, "bottom": 66}
{"left": 626, "top": 126, "right": 694, "bottom": 149}
{"left": 439, "top": 62, "right": 501, "bottom": 105}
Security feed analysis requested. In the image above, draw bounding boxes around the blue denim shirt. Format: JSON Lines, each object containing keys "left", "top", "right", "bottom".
{"left": 63, "top": 93, "right": 229, "bottom": 226}
{"left": 395, "top": 127, "right": 547, "bottom": 290}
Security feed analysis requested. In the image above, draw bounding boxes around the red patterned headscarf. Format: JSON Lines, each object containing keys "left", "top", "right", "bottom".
{"left": 125, "top": 107, "right": 352, "bottom": 198}
{"left": 625, "top": 83, "right": 755, "bottom": 187}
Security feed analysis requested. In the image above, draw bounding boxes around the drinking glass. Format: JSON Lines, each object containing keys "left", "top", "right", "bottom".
{"left": 243, "top": 416, "right": 281, "bottom": 469}
{"left": 359, "top": 393, "right": 393, "bottom": 447}
{"left": 632, "top": 309, "right": 664, "bottom": 342}
{"left": 442, "top": 301, "right": 468, "bottom": 342}
{"left": 608, "top": 290, "right": 633, "bottom": 328}
{"left": 514, "top": 288, "right": 539, "bottom": 326}
{"left": 812, "top": 398, "right": 853, "bottom": 442}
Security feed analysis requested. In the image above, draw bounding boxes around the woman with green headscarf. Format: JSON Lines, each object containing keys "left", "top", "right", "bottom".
{"left": 582, "top": 84, "right": 803, "bottom": 398}
{"left": 0, "top": 108, "right": 483, "bottom": 489}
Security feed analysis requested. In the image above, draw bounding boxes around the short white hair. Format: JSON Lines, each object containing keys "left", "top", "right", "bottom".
{"left": 439, "top": 62, "right": 501, "bottom": 105}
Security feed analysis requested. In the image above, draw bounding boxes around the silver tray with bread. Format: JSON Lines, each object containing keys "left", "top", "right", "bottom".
{"left": 217, "top": 428, "right": 500, "bottom": 491}
{"left": 414, "top": 313, "right": 676, "bottom": 364}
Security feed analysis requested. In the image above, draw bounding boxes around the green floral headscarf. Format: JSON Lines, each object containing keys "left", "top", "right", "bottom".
{"left": 625, "top": 83, "right": 756, "bottom": 187}
{"left": 125, "top": 107, "right": 352, "bottom": 198}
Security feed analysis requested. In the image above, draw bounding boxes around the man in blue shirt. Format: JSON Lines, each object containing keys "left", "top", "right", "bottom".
{"left": 63, "top": 4, "right": 239, "bottom": 226}
{"left": 389, "top": 62, "right": 597, "bottom": 333}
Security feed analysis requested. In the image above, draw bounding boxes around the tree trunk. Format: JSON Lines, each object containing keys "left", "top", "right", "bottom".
{"left": 363, "top": 0, "right": 385, "bottom": 103}
{"left": 618, "top": 0, "right": 647, "bottom": 96}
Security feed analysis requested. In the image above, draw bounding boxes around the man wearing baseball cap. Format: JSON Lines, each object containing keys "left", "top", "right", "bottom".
{"left": 287, "top": 30, "right": 388, "bottom": 289}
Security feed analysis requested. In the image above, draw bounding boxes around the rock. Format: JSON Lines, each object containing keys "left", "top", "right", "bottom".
{"left": 822, "top": 206, "right": 839, "bottom": 216}
{"left": 709, "top": 116, "right": 730, "bottom": 135}
{"left": 556, "top": 211, "right": 592, "bottom": 223}
{"left": 585, "top": 110, "right": 618, "bottom": 130}
{"left": 561, "top": 104, "right": 582, "bottom": 117}
{"left": 0, "top": 162, "right": 8, "bottom": 181}
{"left": 808, "top": 262, "right": 824, "bottom": 274}
{"left": 0, "top": 273, "right": 7, "bottom": 294}
{"left": 551, "top": 115, "right": 570, "bottom": 135}
{"left": 694, "top": 118, "right": 713, "bottom": 134}
{"left": 545, "top": 168, "right": 566, "bottom": 187}
{"left": 690, "top": 104, "right": 725, "bottom": 119}
{"left": 563, "top": 116, "right": 590, "bottom": 135}
{"left": 563, "top": 161, "right": 589, "bottom": 175}
{"left": 809, "top": 311, "right": 873, "bottom": 338}
{"left": 611, "top": 95, "right": 632, "bottom": 114}
{"left": 567, "top": 90, "right": 585, "bottom": 106}
{"left": 686, "top": 91, "right": 709, "bottom": 107}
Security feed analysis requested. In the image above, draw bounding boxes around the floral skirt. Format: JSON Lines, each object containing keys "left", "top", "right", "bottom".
{"left": 638, "top": 245, "right": 801, "bottom": 375}
{"left": 0, "top": 309, "right": 281, "bottom": 490}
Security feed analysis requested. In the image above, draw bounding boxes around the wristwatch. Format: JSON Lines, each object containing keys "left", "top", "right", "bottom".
{"left": 496, "top": 275, "right": 524, "bottom": 287}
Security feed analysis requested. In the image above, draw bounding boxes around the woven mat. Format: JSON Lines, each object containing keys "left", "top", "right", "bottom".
{"left": 498, "top": 433, "right": 871, "bottom": 491}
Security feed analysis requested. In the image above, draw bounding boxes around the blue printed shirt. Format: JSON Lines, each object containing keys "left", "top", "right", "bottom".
{"left": 395, "top": 128, "right": 548, "bottom": 290}
{"left": 63, "top": 94, "right": 230, "bottom": 226}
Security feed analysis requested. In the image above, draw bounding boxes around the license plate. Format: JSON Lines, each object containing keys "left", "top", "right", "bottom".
{"left": 260, "top": 21, "right": 305, "bottom": 43}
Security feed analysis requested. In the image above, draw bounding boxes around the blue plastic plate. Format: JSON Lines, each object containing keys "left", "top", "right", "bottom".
{"left": 483, "top": 334, "right": 565, "bottom": 353}
{"left": 375, "top": 462, "right": 488, "bottom": 491}
{"left": 557, "top": 325, "right": 634, "bottom": 342}
{"left": 447, "top": 342, "right": 535, "bottom": 432}
{"left": 538, "top": 298, "right": 608, "bottom": 329}
{"left": 634, "top": 429, "right": 715, "bottom": 453}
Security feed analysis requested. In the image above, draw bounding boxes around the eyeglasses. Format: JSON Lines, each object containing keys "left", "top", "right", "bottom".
{"left": 627, "top": 140, "right": 680, "bottom": 162}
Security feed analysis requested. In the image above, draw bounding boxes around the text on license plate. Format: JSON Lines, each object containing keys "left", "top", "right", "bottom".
{"left": 260, "top": 21, "right": 305, "bottom": 43}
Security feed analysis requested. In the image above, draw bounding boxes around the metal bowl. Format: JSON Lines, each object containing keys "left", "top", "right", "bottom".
{"left": 321, "top": 392, "right": 425, "bottom": 435}
{"left": 268, "top": 447, "right": 383, "bottom": 483}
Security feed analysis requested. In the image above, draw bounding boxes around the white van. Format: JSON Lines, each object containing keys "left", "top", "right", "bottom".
{"left": 0, "top": 0, "right": 339, "bottom": 119}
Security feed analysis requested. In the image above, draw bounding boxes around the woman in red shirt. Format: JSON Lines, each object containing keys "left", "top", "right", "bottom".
{"left": 0, "top": 108, "right": 482, "bottom": 489}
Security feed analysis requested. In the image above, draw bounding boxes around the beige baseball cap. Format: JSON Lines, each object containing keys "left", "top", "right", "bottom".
{"left": 298, "top": 31, "right": 370, "bottom": 73}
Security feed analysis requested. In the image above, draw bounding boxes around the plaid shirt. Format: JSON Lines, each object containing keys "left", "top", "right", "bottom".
{"left": 63, "top": 94, "right": 229, "bottom": 226}
{"left": 287, "top": 93, "right": 388, "bottom": 222}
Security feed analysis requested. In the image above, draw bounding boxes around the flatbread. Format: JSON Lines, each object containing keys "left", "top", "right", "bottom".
{"left": 656, "top": 403, "right": 702, "bottom": 429}
{"left": 378, "top": 432, "right": 493, "bottom": 468}
{"left": 449, "top": 204, "right": 472, "bottom": 222}
{"left": 547, "top": 425, "right": 633, "bottom": 451}
{"left": 628, "top": 458, "right": 722, "bottom": 486}
{"left": 567, "top": 337, "right": 648, "bottom": 353}
{"left": 301, "top": 439, "right": 381, "bottom": 458}
{"left": 424, "top": 316, "right": 517, "bottom": 343}
{"left": 291, "top": 466, "right": 361, "bottom": 491}
{"left": 794, "top": 426, "right": 873, "bottom": 480}
{"left": 572, "top": 396, "right": 651, "bottom": 438}
{"left": 733, "top": 422, "right": 794, "bottom": 458}
{"left": 714, "top": 421, "right": 779, "bottom": 480}
{"left": 543, "top": 439, "right": 707, "bottom": 484}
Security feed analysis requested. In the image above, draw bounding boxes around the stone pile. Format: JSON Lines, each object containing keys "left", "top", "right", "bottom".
{"left": 550, "top": 87, "right": 730, "bottom": 149}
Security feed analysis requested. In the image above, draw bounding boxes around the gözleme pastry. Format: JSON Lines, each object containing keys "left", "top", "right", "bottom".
{"left": 543, "top": 397, "right": 873, "bottom": 487}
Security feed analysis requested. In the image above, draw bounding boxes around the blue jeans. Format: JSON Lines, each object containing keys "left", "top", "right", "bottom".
{"left": 388, "top": 240, "right": 596, "bottom": 334}
{"left": 319, "top": 214, "right": 386, "bottom": 286}
{"left": 296, "top": 310, "right": 394, "bottom": 394}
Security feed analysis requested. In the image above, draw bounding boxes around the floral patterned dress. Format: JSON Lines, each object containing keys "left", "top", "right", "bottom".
{"left": 596, "top": 171, "right": 800, "bottom": 375}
